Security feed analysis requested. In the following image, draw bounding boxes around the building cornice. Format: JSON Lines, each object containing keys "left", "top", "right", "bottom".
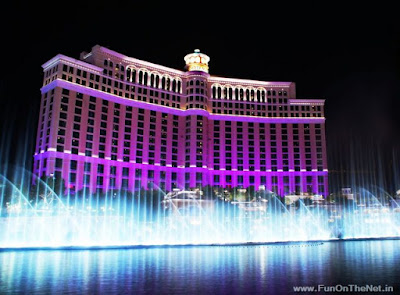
{"left": 289, "top": 99, "right": 325, "bottom": 105}
{"left": 42, "top": 54, "right": 103, "bottom": 73}
{"left": 93, "top": 45, "right": 186, "bottom": 77}
{"left": 208, "top": 76, "right": 293, "bottom": 88}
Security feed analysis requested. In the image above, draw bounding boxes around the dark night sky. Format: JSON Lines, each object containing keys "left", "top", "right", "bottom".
{"left": 1, "top": 2, "right": 400, "bottom": 185}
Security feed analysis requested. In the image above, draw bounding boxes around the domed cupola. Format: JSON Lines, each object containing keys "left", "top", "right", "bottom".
{"left": 184, "top": 49, "right": 210, "bottom": 73}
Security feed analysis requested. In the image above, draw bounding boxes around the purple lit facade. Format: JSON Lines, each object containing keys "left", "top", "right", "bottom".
{"left": 34, "top": 45, "right": 328, "bottom": 196}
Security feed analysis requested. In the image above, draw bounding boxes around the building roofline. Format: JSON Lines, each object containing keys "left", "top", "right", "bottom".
{"left": 42, "top": 46, "right": 300, "bottom": 89}
{"left": 93, "top": 45, "right": 296, "bottom": 86}
{"left": 289, "top": 99, "right": 325, "bottom": 104}
{"left": 42, "top": 54, "right": 103, "bottom": 72}
{"left": 93, "top": 45, "right": 186, "bottom": 75}
{"left": 208, "top": 76, "right": 294, "bottom": 87}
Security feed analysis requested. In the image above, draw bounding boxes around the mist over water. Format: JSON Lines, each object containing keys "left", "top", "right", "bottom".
{"left": 1, "top": 167, "right": 400, "bottom": 248}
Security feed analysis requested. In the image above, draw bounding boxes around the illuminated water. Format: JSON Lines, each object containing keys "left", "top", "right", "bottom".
{"left": 0, "top": 240, "right": 399, "bottom": 294}
{"left": 1, "top": 169, "right": 400, "bottom": 248}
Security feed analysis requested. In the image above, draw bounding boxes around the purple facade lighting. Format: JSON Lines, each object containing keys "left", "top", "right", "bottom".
{"left": 34, "top": 45, "right": 328, "bottom": 196}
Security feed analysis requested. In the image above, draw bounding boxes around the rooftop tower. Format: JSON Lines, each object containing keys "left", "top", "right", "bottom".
{"left": 184, "top": 49, "right": 210, "bottom": 73}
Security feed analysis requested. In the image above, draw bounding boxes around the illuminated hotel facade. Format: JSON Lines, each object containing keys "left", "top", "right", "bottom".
{"left": 34, "top": 45, "right": 328, "bottom": 196}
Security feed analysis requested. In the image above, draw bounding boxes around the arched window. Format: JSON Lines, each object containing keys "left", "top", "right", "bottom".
{"left": 155, "top": 75, "right": 160, "bottom": 88}
{"left": 172, "top": 80, "right": 177, "bottom": 92}
{"left": 161, "top": 77, "right": 166, "bottom": 89}
{"left": 235, "top": 88, "right": 239, "bottom": 100}
{"left": 138, "top": 71, "right": 143, "bottom": 84}
{"left": 104, "top": 60, "right": 108, "bottom": 66}
{"left": 212, "top": 86, "right": 216, "bottom": 98}
{"left": 109, "top": 61, "right": 113, "bottom": 67}
{"left": 166, "top": 78, "right": 170, "bottom": 90}
{"left": 150, "top": 74, "right": 155, "bottom": 87}
{"left": 126, "top": 68, "right": 131, "bottom": 82}
{"left": 177, "top": 80, "right": 181, "bottom": 93}
{"left": 240, "top": 89, "right": 244, "bottom": 100}
{"left": 257, "top": 90, "right": 261, "bottom": 101}
{"left": 223, "top": 88, "right": 228, "bottom": 99}
{"left": 196, "top": 80, "right": 200, "bottom": 86}
{"left": 131, "top": 69, "right": 136, "bottom": 83}
{"left": 229, "top": 88, "right": 233, "bottom": 99}
{"left": 143, "top": 72, "right": 148, "bottom": 85}
{"left": 217, "top": 87, "right": 222, "bottom": 99}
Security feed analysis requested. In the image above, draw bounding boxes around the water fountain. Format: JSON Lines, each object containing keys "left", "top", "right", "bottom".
{"left": 1, "top": 168, "right": 400, "bottom": 249}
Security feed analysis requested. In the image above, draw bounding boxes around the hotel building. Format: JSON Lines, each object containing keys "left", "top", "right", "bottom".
{"left": 34, "top": 45, "right": 328, "bottom": 196}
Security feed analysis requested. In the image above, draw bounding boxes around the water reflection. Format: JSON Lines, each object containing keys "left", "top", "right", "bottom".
{"left": 0, "top": 240, "right": 399, "bottom": 294}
